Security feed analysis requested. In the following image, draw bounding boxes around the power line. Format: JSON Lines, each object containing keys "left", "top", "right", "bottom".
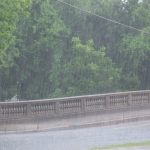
{"left": 56, "top": 0, "right": 150, "bottom": 35}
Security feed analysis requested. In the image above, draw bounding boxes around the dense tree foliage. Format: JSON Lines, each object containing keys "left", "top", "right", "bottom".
{"left": 0, "top": 0, "right": 31, "bottom": 100}
{"left": 0, "top": 0, "right": 31, "bottom": 67}
{"left": 0, "top": 0, "right": 150, "bottom": 101}
{"left": 59, "top": 37, "right": 120, "bottom": 96}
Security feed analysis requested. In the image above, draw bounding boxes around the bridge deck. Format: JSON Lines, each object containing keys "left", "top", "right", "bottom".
{"left": 0, "top": 104, "right": 150, "bottom": 134}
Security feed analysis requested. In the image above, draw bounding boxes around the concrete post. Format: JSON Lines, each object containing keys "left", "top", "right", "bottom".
{"left": 27, "top": 102, "right": 32, "bottom": 117}
{"left": 128, "top": 93, "right": 132, "bottom": 105}
{"left": 0, "top": 104, "right": 1, "bottom": 119}
{"left": 149, "top": 92, "right": 150, "bottom": 103}
{"left": 55, "top": 101, "right": 60, "bottom": 115}
{"left": 81, "top": 99, "right": 86, "bottom": 112}
{"left": 105, "top": 96, "right": 110, "bottom": 109}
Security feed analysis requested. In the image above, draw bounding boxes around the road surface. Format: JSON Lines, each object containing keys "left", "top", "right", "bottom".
{"left": 0, "top": 120, "right": 150, "bottom": 150}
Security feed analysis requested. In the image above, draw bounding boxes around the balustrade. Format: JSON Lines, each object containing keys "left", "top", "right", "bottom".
{"left": 132, "top": 93, "right": 149, "bottom": 104}
{"left": 31, "top": 102, "right": 55, "bottom": 116}
{"left": 60, "top": 99, "right": 81, "bottom": 113}
{"left": 85, "top": 97, "right": 105, "bottom": 110}
{"left": 110, "top": 95, "right": 128, "bottom": 107}
{"left": 1, "top": 104, "right": 27, "bottom": 118}
{"left": 0, "top": 90, "right": 150, "bottom": 120}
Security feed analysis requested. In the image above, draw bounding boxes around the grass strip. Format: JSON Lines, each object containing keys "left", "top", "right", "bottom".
{"left": 89, "top": 141, "right": 150, "bottom": 149}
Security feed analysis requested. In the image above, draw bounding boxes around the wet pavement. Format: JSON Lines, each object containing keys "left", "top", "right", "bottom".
{"left": 0, "top": 105, "right": 150, "bottom": 150}
{"left": 0, "top": 120, "right": 150, "bottom": 150}
{"left": 99, "top": 146, "right": 150, "bottom": 150}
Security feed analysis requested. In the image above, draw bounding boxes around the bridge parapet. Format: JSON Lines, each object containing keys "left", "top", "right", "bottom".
{"left": 0, "top": 90, "right": 150, "bottom": 120}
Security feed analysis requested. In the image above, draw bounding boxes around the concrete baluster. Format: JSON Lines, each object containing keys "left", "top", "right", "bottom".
{"left": 0, "top": 104, "right": 1, "bottom": 119}
{"left": 149, "top": 92, "right": 150, "bottom": 103}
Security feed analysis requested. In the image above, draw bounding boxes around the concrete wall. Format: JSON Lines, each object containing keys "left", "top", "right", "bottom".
{"left": 0, "top": 90, "right": 150, "bottom": 120}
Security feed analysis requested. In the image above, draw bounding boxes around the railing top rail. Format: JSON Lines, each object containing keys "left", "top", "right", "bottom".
{"left": 0, "top": 90, "right": 150, "bottom": 104}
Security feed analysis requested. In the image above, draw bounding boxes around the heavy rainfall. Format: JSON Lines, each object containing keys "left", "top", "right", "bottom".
{"left": 0, "top": 0, "right": 150, "bottom": 102}
{"left": 1, "top": 0, "right": 150, "bottom": 150}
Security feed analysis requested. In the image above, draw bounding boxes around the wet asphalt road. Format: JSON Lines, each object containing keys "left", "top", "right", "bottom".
{"left": 0, "top": 120, "right": 150, "bottom": 150}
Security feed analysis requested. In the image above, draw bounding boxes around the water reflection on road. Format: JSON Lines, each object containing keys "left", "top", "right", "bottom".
{"left": 0, "top": 120, "right": 150, "bottom": 150}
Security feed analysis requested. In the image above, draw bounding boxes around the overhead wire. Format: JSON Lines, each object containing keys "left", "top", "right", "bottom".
{"left": 56, "top": 0, "right": 150, "bottom": 35}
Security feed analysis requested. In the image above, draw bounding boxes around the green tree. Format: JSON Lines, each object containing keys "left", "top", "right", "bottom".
{"left": 61, "top": 37, "right": 121, "bottom": 96}
{"left": 13, "top": 0, "right": 67, "bottom": 100}
{"left": 0, "top": 0, "right": 31, "bottom": 67}
{"left": 0, "top": 0, "right": 31, "bottom": 101}
{"left": 0, "top": 0, "right": 68, "bottom": 101}
{"left": 119, "top": 27, "right": 150, "bottom": 90}
{"left": 1, "top": 0, "right": 150, "bottom": 101}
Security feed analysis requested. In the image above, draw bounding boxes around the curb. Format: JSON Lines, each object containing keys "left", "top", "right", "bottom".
{"left": 1, "top": 115, "right": 150, "bottom": 135}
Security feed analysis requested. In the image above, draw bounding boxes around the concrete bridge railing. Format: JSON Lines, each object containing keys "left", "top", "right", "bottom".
{"left": 0, "top": 90, "right": 150, "bottom": 120}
